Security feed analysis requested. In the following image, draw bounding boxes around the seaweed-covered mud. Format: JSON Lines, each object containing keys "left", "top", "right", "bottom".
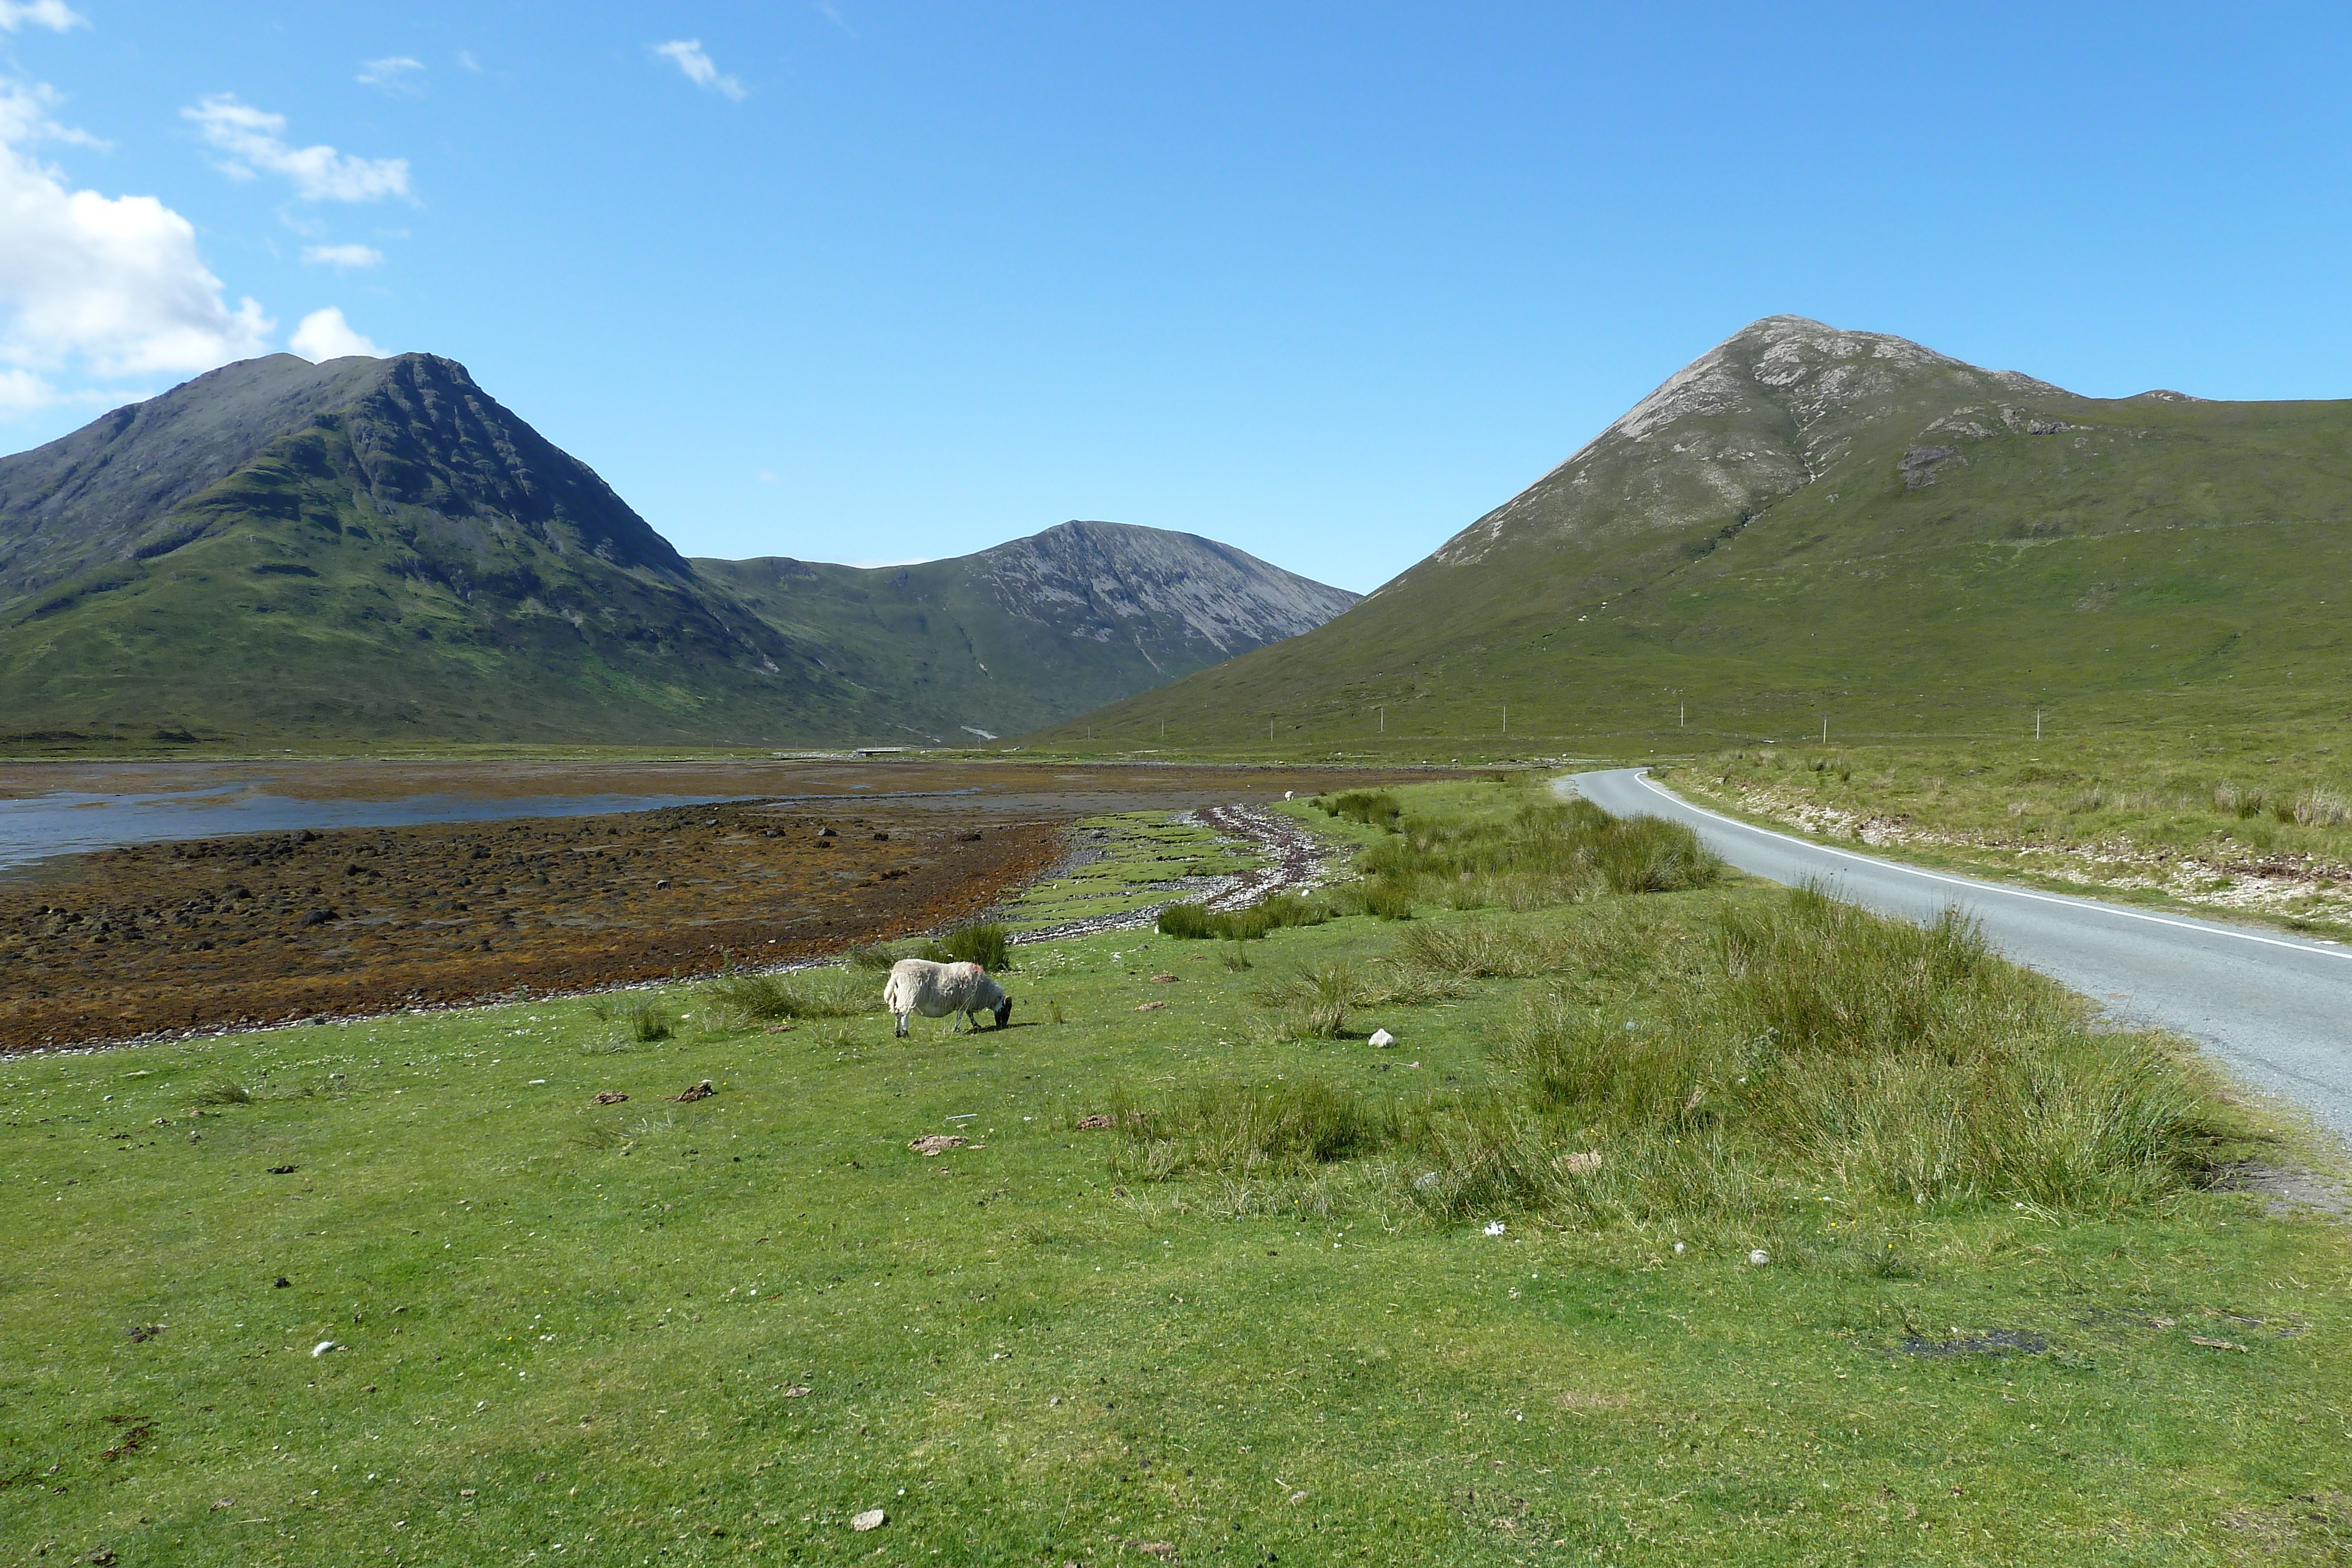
{"left": 0, "top": 761, "right": 1432, "bottom": 1049}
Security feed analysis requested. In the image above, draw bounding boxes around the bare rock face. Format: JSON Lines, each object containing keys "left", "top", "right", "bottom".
{"left": 968, "top": 520, "right": 1358, "bottom": 660}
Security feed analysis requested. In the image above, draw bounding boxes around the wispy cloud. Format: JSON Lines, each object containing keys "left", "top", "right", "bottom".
{"left": 654, "top": 39, "right": 746, "bottom": 101}
{"left": 0, "top": 79, "right": 271, "bottom": 411}
{"left": 289, "top": 306, "right": 380, "bottom": 361}
{"left": 183, "top": 95, "right": 410, "bottom": 202}
{"left": 356, "top": 56, "right": 424, "bottom": 95}
{"left": 302, "top": 242, "right": 383, "bottom": 269}
{"left": 456, "top": 49, "right": 480, "bottom": 73}
{"left": 0, "top": 1, "right": 85, "bottom": 33}
{"left": 814, "top": 1, "right": 855, "bottom": 36}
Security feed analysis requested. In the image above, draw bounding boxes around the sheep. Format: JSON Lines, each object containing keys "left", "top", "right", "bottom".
{"left": 883, "top": 957, "right": 1012, "bottom": 1037}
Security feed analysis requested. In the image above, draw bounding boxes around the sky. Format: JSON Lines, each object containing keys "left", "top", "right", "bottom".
{"left": 4, "top": 2, "right": 2351, "bottom": 592}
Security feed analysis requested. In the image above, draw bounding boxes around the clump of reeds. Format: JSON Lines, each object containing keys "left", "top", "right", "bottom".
{"left": 588, "top": 995, "right": 677, "bottom": 1042}
{"left": 700, "top": 968, "right": 872, "bottom": 1029}
{"left": 1317, "top": 791, "right": 1404, "bottom": 831}
{"left": 1354, "top": 799, "right": 1721, "bottom": 909}
{"left": 1109, "top": 1076, "right": 1398, "bottom": 1181}
{"left": 1158, "top": 892, "right": 1331, "bottom": 941}
{"left": 843, "top": 942, "right": 899, "bottom": 971}
{"left": 920, "top": 921, "right": 1011, "bottom": 971}
{"left": 2294, "top": 789, "right": 2351, "bottom": 828}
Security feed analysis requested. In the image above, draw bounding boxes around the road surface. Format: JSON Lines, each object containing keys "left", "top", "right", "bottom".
{"left": 1566, "top": 768, "right": 2352, "bottom": 1142}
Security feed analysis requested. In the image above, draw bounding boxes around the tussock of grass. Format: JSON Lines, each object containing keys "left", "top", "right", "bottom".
{"left": 587, "top": 995, "right": 679, "bottom": 1042}
{"left": 700, "top": 968, "right": 874, "bottom": 1028}
{"left": 1110, "top": 1076, "right": 1397, "bottom": 1180}
{"left": 1133, "top": 875, "right": 2223, "bottom": 1229}
{"left": 1157, "top": 892, "right": 1330, "bottom": 941}
{"left": 921, "top": 921, "right": 1011, "bottom": 971}
{"left": 1314, "top": 790, "right": 1404, "bottom": 830}
{"left": 1357, "top": 798, "right": 1722, "bottom": 908}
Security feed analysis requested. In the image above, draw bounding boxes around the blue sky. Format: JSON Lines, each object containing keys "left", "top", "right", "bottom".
{"left": 2, "top": 3, "right": 2349, "bottom": 591}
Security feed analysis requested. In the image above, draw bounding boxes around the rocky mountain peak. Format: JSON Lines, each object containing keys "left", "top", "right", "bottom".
{"left": 1422, "top": 317, "right": 2072, "bottom": 574}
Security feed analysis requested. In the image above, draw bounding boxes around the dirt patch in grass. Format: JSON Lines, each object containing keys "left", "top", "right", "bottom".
{"left": 2209, "top": 1159, "right": 2352, "bottom": 1218}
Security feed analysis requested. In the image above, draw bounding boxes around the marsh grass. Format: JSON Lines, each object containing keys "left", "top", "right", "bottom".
{"left": 1158, "top": 892, "right": 1331, "bottom": 941}
{"left": 588, "top": 995, "right": 677, "bottom": 1042}
{"left": 1110, "top": 1075, "right": 1399, "bottom": 1180}
{"left": 1357, "top": 797, "right": 1722, "bottom": 908}
{"left": 699, "top": 968, "right": 875, "bottom": 1029}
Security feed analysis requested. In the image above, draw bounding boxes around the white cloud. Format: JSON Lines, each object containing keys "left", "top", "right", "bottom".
{"left": 654, "top": 39, "right": 746, "bottom": 101}
{"left": 456, "top": 50, "right": 480, "bottom": 72}
{"left": 183, "top": 95, "right": 411, "bottom": 202}
{"left": 302, "top": 242, "right": 383, "bottom": 269}
{"left": 289, "top": 306, "right": 380, "bottom": 361}
{"left": 0, "top": 1, "right": 85, "bottom": 32}
{"left": 356, "top": 56, "right": 424, "bottom": 94}
{"left": 0, "top": 79, "right": 272, "bottom": 412}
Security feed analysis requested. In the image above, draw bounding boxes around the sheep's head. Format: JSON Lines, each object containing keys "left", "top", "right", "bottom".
{"left": 992, "top": 996, "right": 1013, "bottom": 1029}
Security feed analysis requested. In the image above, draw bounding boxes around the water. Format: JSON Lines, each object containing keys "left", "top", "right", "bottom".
{"left": 0, "top": 783, "right": 749, "bottom": 871}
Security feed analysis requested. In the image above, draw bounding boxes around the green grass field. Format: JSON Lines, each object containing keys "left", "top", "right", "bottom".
{"left": 5, "top": 784, "right": 2350, "bottom": 1566}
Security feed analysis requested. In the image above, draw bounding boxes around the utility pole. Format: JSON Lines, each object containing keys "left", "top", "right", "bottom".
{"left": 1377, "top": 705, "right": 1385, "bottom": 734}
{"left": 1821, "top": 716, "right": 1829, "bottom": 744}
{"left": 1502, "top": 703, "right": 1508, "bottom": 735}
{"left": 2035, "top": 707, "right": 2042, "bottom": 741}
{"left": 1679, "top": 703, "right": 1686, "bottom": 728}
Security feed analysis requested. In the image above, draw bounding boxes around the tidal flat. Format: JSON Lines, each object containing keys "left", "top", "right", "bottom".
{"left": 0, "top": 760, "right": 1434, "bottom": 1051}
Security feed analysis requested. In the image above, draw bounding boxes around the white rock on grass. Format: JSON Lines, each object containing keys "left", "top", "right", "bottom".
{"left": 1484, "top": 1221, "right": 1506, "bottom": 1236}
{"left": 1748, "top": 1249, "right": 1771, "bottom": 1266}
{"left": 312, "top": 1340, "right": 341, "bottom": 1357}
{"left": 850, "top": 1508, "right": 887, "bottom": 1532}
{"left": 1368, "top": 1028, "right": 1396, "bottom": 1048}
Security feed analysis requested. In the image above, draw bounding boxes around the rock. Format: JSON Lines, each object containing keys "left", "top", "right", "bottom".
{"left": 1672, "top": 1241, "right": 1686, "bottom": 1256}
{"left": 1559, "top": 1150, "right": 1602, "bottom": 1176}
{"left": 593, "top": 1091, "right": 629, "bottom": 1105}
{"left": 781, "top": 1383, "right": 811, "bottom": 1398}
{"left": 1748, "top": 1249, "right": 1770, "bottom": 1266}
{"left": 1368, "top": 1028, "right": 1396, "bottom": 1048}
{"left": 1412, "top": 1171, "right": 1443, "bottom": 1192}
{"left": 850, "top": 1508, "right": 887, "bottom": 1532}
{"left": 1074, "top": 1114, "right": 1115, "bottom": 1131}
{"left": 1484, "top": 1221, "right": 1506, "bottom": 1236}
{"left": 1150, "top": 973, "right": 1178, "bottom": 983}
{"left": 671, "top": 1080, "right": 715, "bottom": 1102}
{"left": 1133, "top": 1000, "right": 1170, "bottom": 1012}
{"left": 908, "top": 1134, "right": 967, "bottom": 1156}
{"left": 267, "top": 1165, "right": 297, "bottom": 1175}
{"left": 312, "top": 1340, "right": 340, "bottom": 1357}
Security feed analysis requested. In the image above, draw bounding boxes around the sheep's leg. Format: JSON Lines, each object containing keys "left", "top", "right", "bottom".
{"left": 894, "top": 1011, "right": 909, "bottom": 1038}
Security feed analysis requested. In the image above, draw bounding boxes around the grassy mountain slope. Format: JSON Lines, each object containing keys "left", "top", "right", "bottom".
{"left": 1042, "top": 317, "right": 2352, "bottom": 750}
{"left": 698, "top": 521, "right": 1357, "bottom": 743}
{"left": 0, "top": 359, "right": 1353, "bottom": 748}
{"left": 0, "top": 355, "right": 843, "bottom": 745}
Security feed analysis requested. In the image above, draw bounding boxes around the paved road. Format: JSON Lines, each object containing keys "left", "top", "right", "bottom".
{"left": 1565, "top": 768, "right": 2352, "bottom": 1142}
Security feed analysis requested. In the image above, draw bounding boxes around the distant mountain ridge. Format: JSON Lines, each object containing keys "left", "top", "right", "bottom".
{"left": 0, "top": 355, "right": 1355, "bottom": 746}
{"left": 1047, "top": 315, "right": 2352, "bottom": 746}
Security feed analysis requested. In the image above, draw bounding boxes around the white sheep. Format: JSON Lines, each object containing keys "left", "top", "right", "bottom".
{"left": 883, "top": 958, "right": 1012, "bottom": 1037}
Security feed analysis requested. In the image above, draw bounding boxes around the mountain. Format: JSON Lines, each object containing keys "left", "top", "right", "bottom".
{"left": 697, "top": 522, "right": 1355, "bottom": 742}
{"left": 0, "top": 355, "right": 1354, "bottom": 747}
{"left": 1043, "top": 316, "right": 2352, "bottom": 748}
